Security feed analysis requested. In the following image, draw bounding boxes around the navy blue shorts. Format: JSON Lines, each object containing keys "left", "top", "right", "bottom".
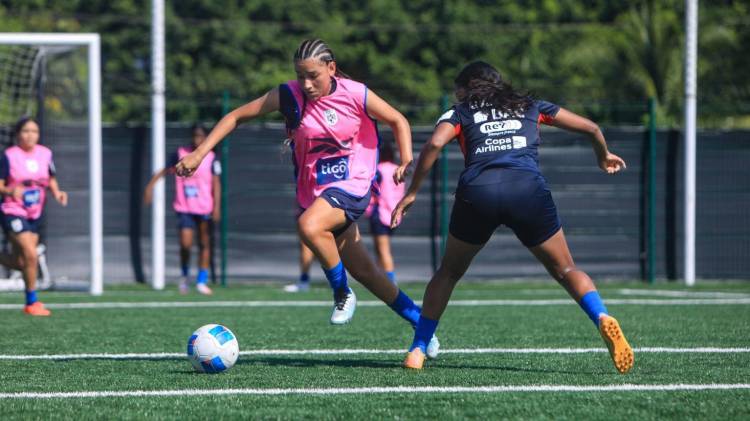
{"left": 2, "top": 214, "right": 41, "bottom": 234}
{"left": 449, "top": 170, "right": 561, "bottom": 247}
{"left": 369, "top": 206, "right": 394, "bottom": 236}
{"left": 318, "top": 188, "right": 371, "bottom": 237}
{"left": 177, "top": 212, "right": 211, "bottom": 230}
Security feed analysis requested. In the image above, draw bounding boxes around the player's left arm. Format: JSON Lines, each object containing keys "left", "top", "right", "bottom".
{"left": 212, "top": 175, "right": 221, "bottom": 222}
{"left": 47, "top": 158, "right": 68, "bottom": 206}
{"left": 365, "top": 90, "right": 413, "bottom": 184}
{"left": 546, "top": 108, "right": 626, "bottom": 174}
{"left": 211, "top": 159, "right": 222, "bottom": 222}
{"left": 48, "top": 176, "right": 68, "bottom": 207}
{"left": 390, "top": 122, "right": 456, "bottom": 228}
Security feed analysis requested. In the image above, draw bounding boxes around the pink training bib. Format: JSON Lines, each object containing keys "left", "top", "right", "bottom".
{"left": 373, "top": 161, "right": 405, "bottom": 227}
{"left": 285, "top": 78, "right": 379, "bottom": 209}
{"left": 1, "top": 144, "right": 53, "bottom": 220}
{"left": 173, "top": 147, "right": 216, "bottom": 215}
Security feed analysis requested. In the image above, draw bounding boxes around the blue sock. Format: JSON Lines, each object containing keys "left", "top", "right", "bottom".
{"left": 410, "top": 315, "right": 439, "bottom": 352}
{"left": 25, "top": 289, "right": 37, "bottom": 306}
{"left": 386, "top": 271, "right": 396, "bottom": 283}
{"left": 300, "top": 273, "right": 310, "bottom": 284}
{"left": 196, "top": 268, "right": 209, "bottom": 285}
{"left": 579, "top": 291, "right": 609, "bottom": 327}
{"left": 181, "top": 265, "right": 189, "bottom": 277}
{"left": 323, "top": 261, "right": 350, "bottom": 295}
{"left": 388, "top": 290, "right": 421, "bottom": 328}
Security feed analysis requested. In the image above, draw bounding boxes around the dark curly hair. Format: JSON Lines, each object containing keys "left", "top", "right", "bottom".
{"left": 454, "top": 61, "right": 533, "bottom": 115}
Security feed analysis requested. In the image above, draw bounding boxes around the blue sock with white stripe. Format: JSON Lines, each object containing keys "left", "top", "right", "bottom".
{"left": 196, "top": 268, "right": 209, "bottom": 285}
{"left": 579, "top": 290, "right": 609, "bottom": 327}
{"left": 410, "top": 315, "right": 439, "bottom": 353}
{"left": 181, "top": 265, "right": 189, "bottom": 277}
{"left": 388, "top": 289, "right": 421, "bottom": 328}
{"left": 323, "top": 261, "right": 350, "bottom": 295}
{"left": 25, "top": 289, "right": 37, "bottom": 306}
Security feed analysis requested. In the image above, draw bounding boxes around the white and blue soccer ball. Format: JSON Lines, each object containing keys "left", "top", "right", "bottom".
{"left": 186, "top": 324, "right": 239, "bottom": 373}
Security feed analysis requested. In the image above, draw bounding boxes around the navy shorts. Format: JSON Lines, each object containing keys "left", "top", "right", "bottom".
{"left": 2, "top": 214, "right": 41, "bottom": 234}
{"left": 313, "top": 188, "right": 371, "bottom": 237}
{"left": 177, "top": 212, "right": 211, "bottom": 230}
{"left": 449, "top": 170, "right": 561, "bottom": 247}
{"left": 369, "top": 206, "right": 394, "bottom": 236}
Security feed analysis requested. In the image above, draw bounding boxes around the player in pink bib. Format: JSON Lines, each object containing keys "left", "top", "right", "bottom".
{"left": 0, "top": 117, "right": 68, "bottom": 316}
{"left": 176, "top": 39, "right": 439, "bottom": 357}
{"left": 144, "top": 124, "right": 221, "bottom": 295}
{"left": 365, "top": 140, "right": 405, "bottom": 283}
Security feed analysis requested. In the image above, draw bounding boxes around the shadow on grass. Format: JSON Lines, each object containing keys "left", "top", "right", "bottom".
{"left": 237, "top": 356, "right": 591, "bottom": 375}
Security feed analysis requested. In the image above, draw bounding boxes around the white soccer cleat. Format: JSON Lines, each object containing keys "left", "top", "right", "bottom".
{"left": 283, "top": 282, "right": 310, "bottom": 293}
{"left": 196, "top": 283, "right": 213, "bottom": 296}
{"left": 426, "top": 335, "right": 440, "bottom": 359}
{"left": 330, "top": 289, "right": 356, "bottom": 325}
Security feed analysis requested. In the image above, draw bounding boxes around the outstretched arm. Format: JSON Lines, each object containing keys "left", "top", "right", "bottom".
{"left": 143, "top": 167, "right": 170, "bottom": 205}
{"left": 176, "top": 88, "right": 281, "bottom": 177}
{"left": 365, "top": 90, "right": 413, "bottom": 184}
{"left": 547, "top": 108, "right": 626, "bottom": 174}
{"left": 390, "top": 122, "right": 456, "bottom": 228}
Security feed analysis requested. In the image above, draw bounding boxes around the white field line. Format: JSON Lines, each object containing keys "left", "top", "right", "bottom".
{"left": 1, "top": 297, "right": 750, "bottom": 310}
{"left": 1, "top": 384, "right": 749, "bottom": 399}
{"left": 1, "top": 347, "right": 748, "bottom": 361}
{"left": 616, "top": 289, "right": 750, "bottom": 298}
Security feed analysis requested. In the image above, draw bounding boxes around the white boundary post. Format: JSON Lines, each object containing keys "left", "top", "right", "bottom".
{"left": 151, "top": 0, "right": 166, "bottom": 290}
{"left": 684, "top": 0, "right": 698, "bottom": 286}
{"left": 0, "top": 33, "right": 104, "bottom": 295}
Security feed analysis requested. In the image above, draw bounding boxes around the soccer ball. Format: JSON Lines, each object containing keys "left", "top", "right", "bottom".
{"left": 186, "top": 324, "right": 239, "bottom": 373}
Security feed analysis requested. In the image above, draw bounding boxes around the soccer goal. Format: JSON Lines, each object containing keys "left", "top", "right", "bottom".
{"left": 0, "top": 33, "right": 102, "bottom": 295}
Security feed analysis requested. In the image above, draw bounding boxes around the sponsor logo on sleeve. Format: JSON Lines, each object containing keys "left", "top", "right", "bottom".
{"left": 436, "top": 109, "right": 454, "bottom": 124}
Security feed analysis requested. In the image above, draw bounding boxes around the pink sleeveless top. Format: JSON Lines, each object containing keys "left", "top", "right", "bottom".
{"left": 285, "top": 78, "right": 379, "bottom": 209}
{"left": 1, "top": 145, "right": 54, "bottom": 220}
{"left": 173, "top": 147, "right": 217, "bottom": 215}
{"left": 374, "top": 161, "right": 405, "bottom": 227}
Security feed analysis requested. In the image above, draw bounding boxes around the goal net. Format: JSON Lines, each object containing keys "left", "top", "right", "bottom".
{"left": 0, "top": 33, "right": 102, "bottom": 295}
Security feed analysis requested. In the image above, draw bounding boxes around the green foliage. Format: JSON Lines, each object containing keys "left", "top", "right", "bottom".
{"left": 0, "top": 0, "right": 747, "bottom": 127}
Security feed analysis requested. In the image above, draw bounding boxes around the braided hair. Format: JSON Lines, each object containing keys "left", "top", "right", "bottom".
{"left": 293, "top": 39, "right": 349, "bottom": 79}
{"left": 454, "top": 61, "right": 533, "bottom": 116}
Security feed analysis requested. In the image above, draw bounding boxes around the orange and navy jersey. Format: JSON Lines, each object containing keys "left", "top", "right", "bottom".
{"left": 437, "top": 99, "right": 560, "bottom": 186}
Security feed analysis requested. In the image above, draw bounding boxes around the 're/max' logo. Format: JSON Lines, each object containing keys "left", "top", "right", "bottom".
{"left": 479, "top": 120, "right": 522, "bottom": 133}
{"left": 316, "top": 156, "right": 349, "bottom": 185}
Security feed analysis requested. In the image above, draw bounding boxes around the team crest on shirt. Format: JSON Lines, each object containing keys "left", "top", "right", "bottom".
{"left": 324, "top": 109, "right": 338, "bottom": 126}
{"left": 473, "top": 111, "right": 488, "bottom": 123}
{"left": 25, "top": 159, "right": 39, "bottom": 173}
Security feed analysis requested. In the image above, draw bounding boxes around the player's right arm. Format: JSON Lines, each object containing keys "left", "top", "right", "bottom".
{"left": 390, "top": 122, "right": 457, "bottom": 228}
{"left": 143, "top": 167, "right": 171, "bottom": 205}
{"left": 176, "top": 89, "right": 281, "bottom": 177}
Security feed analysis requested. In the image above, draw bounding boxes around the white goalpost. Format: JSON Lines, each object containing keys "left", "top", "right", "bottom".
{"left": 0, "top": 33, "right": 103, "bottom": 296}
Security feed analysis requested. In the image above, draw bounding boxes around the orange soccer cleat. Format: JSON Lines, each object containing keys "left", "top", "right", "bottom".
{"left": 599, "top": 314, "right": 634, "bottom": 374}
{"left": 23, "top": 301, "right": 51, "bottom": 316}
{"left": 403, "top": 348, "right": 426, "bottom": 370}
